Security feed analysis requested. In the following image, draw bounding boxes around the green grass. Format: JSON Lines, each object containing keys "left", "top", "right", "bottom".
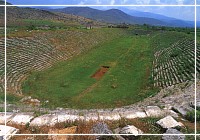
{"left": 23, "top": 19, "right": 65, "bottom": 26}
{"left": 22, "top": 33, "right": 158, "bottom": 109}
{"left": 0, "top": 93, "right": 21, "bottom": 104}
{"left": 0, "top": 93, "right": 22, "bottom": 112}
{"left": 7, "top": 19, "right": 80, "bottom": 36}
{"left": 23, "top": 19, "right": 74, "bottom": 30}
{"left": 150, "top": 31, "right": 193, "bottom": 52}
{"left": 185, "top": 110, "right": 200, "bottom": 123}
{"left": 0, "top": 93, "right": 4, "bottom": 103}
{"left": 0, "top": 93, "right": 4, "bottom": 112}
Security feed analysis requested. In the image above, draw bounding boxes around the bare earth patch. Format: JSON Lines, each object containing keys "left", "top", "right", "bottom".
{"left": 91, "top": 66, "right": 110, "bottom": 80}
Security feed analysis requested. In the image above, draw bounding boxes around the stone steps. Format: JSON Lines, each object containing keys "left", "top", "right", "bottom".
{"left": 4, "top": 37, "right": 74, "bottom": 94}
{"left": 152, "top": 38, "right": 197, "bottom": 88}
{"left": 0, "top": 125, "right": 19, "bottom": 140}
{"left": 0, "top": 104, "right": 179, "bottom": 127}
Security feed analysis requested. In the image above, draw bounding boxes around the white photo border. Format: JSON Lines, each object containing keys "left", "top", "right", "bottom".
{"left": 1, "top": 0, "right": 199, "bottom": 139}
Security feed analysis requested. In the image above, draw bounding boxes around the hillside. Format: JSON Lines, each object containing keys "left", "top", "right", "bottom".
{"left": 51, "top": 7, "right": 166, "bottom": 26}
{"left": 0, "top": 1, "right": 4, "bottom": 5}
{"left": 51, "top": 7, "right": 193, "bottom": 27}
{"left": 0, "top": 7, "right": 4, "bottom": 26}
{"left": 7, "top": 7, "right": 58, "bottom": 20}
{"left": 6, "top": 6, "right": 105, "bottom": 28}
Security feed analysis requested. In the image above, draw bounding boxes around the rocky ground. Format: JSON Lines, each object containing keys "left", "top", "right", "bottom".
{"left": 0, "top": 80, "right": 198, "bottom": 140}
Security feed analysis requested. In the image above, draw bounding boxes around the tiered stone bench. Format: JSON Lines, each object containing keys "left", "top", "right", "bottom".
{"left": 152, "top": 38, "right": 196, "bottom": 88}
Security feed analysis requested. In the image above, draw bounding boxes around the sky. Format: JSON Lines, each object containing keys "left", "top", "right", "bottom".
{"left": 5, "top": 0, "right": 195, "bottom": 5}
{"left": 198, "top": 7, "right": 200, "bottom": 21}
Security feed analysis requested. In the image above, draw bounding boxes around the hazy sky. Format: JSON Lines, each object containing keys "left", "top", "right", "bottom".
{"left": 5, "top": 0, "right": 195, "bottom": 5}
{"left": 198, "top": 7, "right": 200, "bottom": 21}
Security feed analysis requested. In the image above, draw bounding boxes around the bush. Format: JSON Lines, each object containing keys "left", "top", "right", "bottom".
{"left": 28, "top": 24, "right": 36, "bottom": 30}
{"left": 185, "top": 110, "right": 200, "bottom": 122}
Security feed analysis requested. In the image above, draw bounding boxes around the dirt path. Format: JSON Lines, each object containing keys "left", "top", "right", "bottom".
{"left": 72, "top": 82, "right": 98, "bottom": 102}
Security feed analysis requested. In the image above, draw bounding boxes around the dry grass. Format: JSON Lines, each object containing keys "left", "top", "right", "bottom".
{"left": 9, "top": 117, "right": 196, "bottom": 140}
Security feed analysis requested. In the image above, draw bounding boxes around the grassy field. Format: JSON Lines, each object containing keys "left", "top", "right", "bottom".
{"left": 22, "top": 31, "right": 158, "bottom": 109}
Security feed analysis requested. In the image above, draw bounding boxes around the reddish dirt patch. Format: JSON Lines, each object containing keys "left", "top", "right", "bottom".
{"left": 91, "top": 66, "right": 109, "bottom": 80}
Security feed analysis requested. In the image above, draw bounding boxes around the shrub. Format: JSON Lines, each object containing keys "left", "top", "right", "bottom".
{"left": 28, "top": 24, "right": 36, "bottom": 30}
{"left": 185, "top": 110, "right": 200, "bottom": 122}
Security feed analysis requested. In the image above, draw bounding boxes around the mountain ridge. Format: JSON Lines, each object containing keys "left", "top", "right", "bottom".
{"left": 50, "top": 7, "right": 194, "bottom": 27}
{"left": 51, "top": 7, "right": 167, "bottom": 26}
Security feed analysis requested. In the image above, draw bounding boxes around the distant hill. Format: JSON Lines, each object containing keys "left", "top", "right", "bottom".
{"left": 0, "top": 1, "right": 12, "bottom": 5}
{"left": 118, "top": 8, "right": 194, "bottom": 27}
{"left": 51, "top": 7, "right": 193, "bottom": 27}
{"left": 51, "top": 7, "right": 166, "bottom": 26}
{"left": 197, "top": 21, "right": 200, "bottom": 27}
{"left": 4, "top": 5, "right": 198, "bottom": 28}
